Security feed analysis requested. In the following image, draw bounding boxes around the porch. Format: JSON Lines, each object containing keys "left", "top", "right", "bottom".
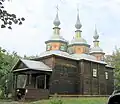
{"left": 12, "top": 59, "right": 52, "bottom": 101}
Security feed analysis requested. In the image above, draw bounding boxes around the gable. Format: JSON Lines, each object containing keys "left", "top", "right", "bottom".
{"left": 12, "top": 59, "right": 28, "bottom": 71}
{"left": 17, "top": 62, "right": 27, "bottom": 69}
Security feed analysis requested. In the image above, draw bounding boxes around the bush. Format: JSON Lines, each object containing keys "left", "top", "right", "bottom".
{"left": 49, "top": 93, "right": 63, "bottom": 104}
{"left": 49, "top": 99, "right": 63, "bottom": 104}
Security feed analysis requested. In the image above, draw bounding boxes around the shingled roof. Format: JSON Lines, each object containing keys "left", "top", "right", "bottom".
{"left": 13, "top": 59, "right": 52, "bottom": 72}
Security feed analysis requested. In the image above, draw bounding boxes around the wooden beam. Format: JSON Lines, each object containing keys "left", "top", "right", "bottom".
{"left": 29, "top": 73, "right": 32, "bottom": 85}
{"left": 90, "top": 62, "right": 92, "bottom": 95}
{"left": 44, "top": 74, "right": 47, "bottom": 89}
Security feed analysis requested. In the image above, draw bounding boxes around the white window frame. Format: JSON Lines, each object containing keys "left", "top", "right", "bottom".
{"left": 93, "top": 69, "right": 97, "bottom": 77}
{"left": 105, "top": 72, "right": 108, "bottom": 79}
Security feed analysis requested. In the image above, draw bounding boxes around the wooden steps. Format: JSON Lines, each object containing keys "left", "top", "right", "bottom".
{"left": 25, "top": 89, "right": 49, "bottom": 100}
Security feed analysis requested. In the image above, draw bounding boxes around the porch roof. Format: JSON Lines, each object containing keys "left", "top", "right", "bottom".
{"left": 13, "top": 59, "right": 52, "bottom": 72}
{"left": 13, "top": 68, "right": 52, "bottom": 72}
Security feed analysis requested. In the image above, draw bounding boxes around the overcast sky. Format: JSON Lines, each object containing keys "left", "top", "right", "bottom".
{"left": 0, "top": 0, "right": 120, "bottom": 57}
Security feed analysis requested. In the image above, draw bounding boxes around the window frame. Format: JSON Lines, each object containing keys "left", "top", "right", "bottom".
{"left": 93, "top": 69, "right": 97, "bottom": 77}
{"left": 105, "top": 72, "right": 108, "bottom": 80}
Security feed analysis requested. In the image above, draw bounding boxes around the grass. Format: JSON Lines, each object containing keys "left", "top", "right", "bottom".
{"left": 29, "top": 97, "right": 108, "bottom": 104}
{"left": 0, "top": 97, "right": 108, "bottom": 104}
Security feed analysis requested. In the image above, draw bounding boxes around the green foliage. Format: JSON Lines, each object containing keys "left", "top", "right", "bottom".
{"left": 105, "top": 47, "right": 120, "bottom": 90}
{"left": 112, "top": 48, "right": 120, "bottom": 89}
{"left": 50, "top": 99, "right": 63, "bottom": 104}
{"left": 0, "top": 48, "right": 20, "bottom": 98}
{"left": 49, "top": 93, "right": 63, "bottom": 104}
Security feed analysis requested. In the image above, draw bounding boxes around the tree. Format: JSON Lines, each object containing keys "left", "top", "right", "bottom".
{"left": 112, "top": 48, "right": 120, "bottom": 90}
{"left": 104, "top": 55, "right": 113, "bottom": 66}
{"left": 0, "top": 48, "right": 20, "bottom": 97}
{"left": 105, "top": 48, "right": 120, "bottom": 90}
{"left": 0, "top": 0, "right": 25, "bottom": 29}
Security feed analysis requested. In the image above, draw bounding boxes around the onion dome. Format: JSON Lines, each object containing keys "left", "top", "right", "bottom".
{"left": 93, "top": 27, "right": 99, "bottom": 40}
{"left": 53, "top": 12, "right": 60, "bottom": 27}
{"left": 75, "top": 13, "right": 82, "bottom": 29}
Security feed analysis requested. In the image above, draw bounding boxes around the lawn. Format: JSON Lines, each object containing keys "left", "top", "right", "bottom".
{"left": 30, "top": 97, "right": 108, "bottom": 104}
{"left": 0, "top": 97, "right": 108, "bottom": 104}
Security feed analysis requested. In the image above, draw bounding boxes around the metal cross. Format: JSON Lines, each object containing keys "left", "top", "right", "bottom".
{"left": 56, "top": 5, "right": 59, "bottom": 12}
{"left": 77, "top": 3, "right": 79, "bottom": 13}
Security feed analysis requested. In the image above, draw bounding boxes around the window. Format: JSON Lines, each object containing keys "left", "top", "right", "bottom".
{"left": 46, "top": 45, "right": 51, "bottom": 51}
{"left": 105, "top": 72, "right": 108, "bottom": 79}
{"left": 93, "top": 69, "right": 97, "bottom": 77}
{"left": 60, "top": 45, "right": 65, "bottom": 51}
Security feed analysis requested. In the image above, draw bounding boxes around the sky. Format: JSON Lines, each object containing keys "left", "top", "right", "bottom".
{"left": 0, "top": 0, "right": 120, "bottom": 57}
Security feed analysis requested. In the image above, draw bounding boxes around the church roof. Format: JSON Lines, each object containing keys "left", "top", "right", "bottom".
{"left": 46, "top": 34, "right": 68, "bottom": 43}
{"left": 39, "top": 50, "right": 73, "bottom": 59}
{"left": 72, "top": 53, "right": 96, "bottom": 60}
{"left": 70, "top": 37, "right": 88, "bottom": 46}
{"left": 90, "top": 47, "right": 104, "bottom": 53}
{"left": 13, "top": 59, "right": 52, "bottom": 72}
{"left": 39, "top": 50, "right": 106, "bottom": 64}
{"left": 71, "top": 53, "right": 106, "bottom": 64}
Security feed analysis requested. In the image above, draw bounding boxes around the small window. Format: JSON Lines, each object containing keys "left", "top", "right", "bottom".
{"left": 46, "top": 45, "right": 51, "bottom": 51}
{"left": 93, "top": 69, "right": 97, "bottom": 77}
{"left": 105, "top": 72, "right": 108, "bottom": 79}
{"left": 60, "top": 45, "right": 65, "bottom": 51}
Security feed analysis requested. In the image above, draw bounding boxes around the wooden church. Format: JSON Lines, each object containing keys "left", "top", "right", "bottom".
{"left": 12, "top": 9, "right": 114, "bottom": 100}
